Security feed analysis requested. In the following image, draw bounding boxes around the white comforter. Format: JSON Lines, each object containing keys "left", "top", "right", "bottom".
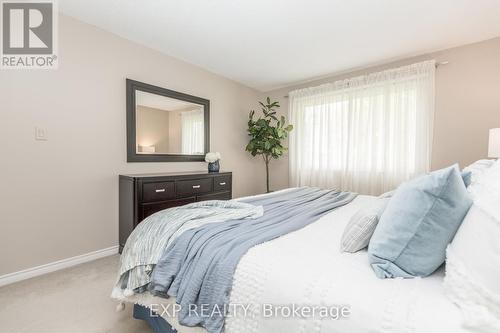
{"left": 121, "top": 191, "right": 470, "bottom": 333}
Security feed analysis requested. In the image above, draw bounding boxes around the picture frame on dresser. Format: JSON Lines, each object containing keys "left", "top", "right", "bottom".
{"left": 119, "top": 171, "right": 232, "bottom": 253}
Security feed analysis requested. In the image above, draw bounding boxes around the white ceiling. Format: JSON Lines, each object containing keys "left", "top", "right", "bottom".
{"left": 60, "top": 0, "right": 500, "bottom": 92}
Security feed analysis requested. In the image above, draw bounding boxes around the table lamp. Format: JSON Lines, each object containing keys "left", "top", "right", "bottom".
{"left": 489, "top": 128, "right": 500, "bottom": 158}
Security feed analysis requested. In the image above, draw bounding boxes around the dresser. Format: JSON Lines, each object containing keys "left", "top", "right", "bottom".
{"left": 119, "top": 171, "right": 232, "bottom": 252}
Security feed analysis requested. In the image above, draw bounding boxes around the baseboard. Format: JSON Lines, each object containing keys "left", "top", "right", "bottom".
{"left": 0, "top": 245, "right": 119, "bottom": 287}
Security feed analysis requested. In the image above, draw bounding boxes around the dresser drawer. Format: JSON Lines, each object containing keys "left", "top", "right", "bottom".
{"left": 142, "top": 181, "right": 176, "bottom": 202}
{"left": 214, "top": 175, "right": 232, "bottom": 192}
{"left": 120, "top": 172, "right": 232, "bottom": 253}
{"left": 140, "top": 197, "right": 195, "bottom": 221}
{"left": 198, "top": 191, "right": 231, "bottom": 202}
{"left": 176, "top": 178, "right": 213, "bottom": 196}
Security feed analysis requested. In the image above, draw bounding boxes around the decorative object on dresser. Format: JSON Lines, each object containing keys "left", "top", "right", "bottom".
{"left": 119, "top": 171, "right": 232, "bottom": 252}
{"left": 205, "top": 152, "right": 221, "bottom": 172}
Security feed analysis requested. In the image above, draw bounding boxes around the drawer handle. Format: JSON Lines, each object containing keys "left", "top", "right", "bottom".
{"left": 155, "top": 189, "right": 166, "bottom": 193}
{"left": 192, "top": 185, "right": 201, "bottom": 189}
{"left": 219, "top": 182, "right": 226, "bottom": 186}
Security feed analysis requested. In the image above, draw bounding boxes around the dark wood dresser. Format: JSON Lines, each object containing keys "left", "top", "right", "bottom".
{"left": 119, "top": 171, "right": 232, "bottom": 252}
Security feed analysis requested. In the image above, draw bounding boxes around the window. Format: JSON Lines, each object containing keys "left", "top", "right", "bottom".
{"left": 288, "top": 60, "right": 435, "bottom": 195}
{"left": 181, "top": 109, "right": 205, "bottom": 154}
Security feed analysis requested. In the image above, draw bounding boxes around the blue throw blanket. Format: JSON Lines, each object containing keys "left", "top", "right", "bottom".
{"left": 112, "top": 200, "right": 263, "bottom": 297}
{"left": 149, "top": 187, "right": 357, "bottom": 333}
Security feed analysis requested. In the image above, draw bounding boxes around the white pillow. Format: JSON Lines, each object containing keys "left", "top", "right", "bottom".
{"left": 444, "top": 160, "right": 500, "bottom": 332}
{"left": 463, "top": 159, "right": 496, "bottom": 189}
{"left": 340, "top": 198, "right": 390, "bottom": 253}
{"left": 467, "top": 160, "right": 500, "bottom": 220}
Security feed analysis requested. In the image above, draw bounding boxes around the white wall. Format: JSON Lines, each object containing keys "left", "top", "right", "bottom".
{"left": 0, "top": 15, "right": 266, "bottom": 275}
{"left": 136, "top": 105, "right": 170, "bottom": 153}
{"left": 262, "top": 37, "right": 500, "bottom": 192}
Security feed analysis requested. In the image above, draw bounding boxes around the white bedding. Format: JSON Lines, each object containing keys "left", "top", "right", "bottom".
{"left": 121, "top": 191, "right": 470, "bottom": 333}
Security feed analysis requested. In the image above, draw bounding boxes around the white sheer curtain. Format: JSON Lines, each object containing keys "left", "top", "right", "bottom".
{"left": 181, "top": 109, "right": 204, "bottom": 154}
{"left": 288, "top": 60, "right": 435, "bottom": 195}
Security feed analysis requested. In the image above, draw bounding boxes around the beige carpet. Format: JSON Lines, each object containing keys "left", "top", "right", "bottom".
{"left": 0, "top": 255, "right": 153, "bottom": 333}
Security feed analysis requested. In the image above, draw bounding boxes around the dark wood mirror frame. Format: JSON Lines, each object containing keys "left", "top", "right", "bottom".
{"left": 126, "top": 79, "right": 210, "bottom": 162}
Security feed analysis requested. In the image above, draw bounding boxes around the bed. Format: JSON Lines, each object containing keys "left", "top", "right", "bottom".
{"left": 113, "top": 188, "right": 470, "bottom": 333}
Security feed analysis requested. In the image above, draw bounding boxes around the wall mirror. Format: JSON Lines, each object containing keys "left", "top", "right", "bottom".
{"left": 126, "top": 79, "right": 209, "bottom": 162}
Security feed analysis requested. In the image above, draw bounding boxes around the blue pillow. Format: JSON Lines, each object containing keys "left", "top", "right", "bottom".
{"left": 368, "top": 164, "right": 472, "bottom": 278}
{"left": 461, "top": 170, "right": 472, "bottom": 187}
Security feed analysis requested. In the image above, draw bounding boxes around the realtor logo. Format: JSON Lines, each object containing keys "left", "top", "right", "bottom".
{"left": 1, "top": 0, "right": 58, "bottom": 69}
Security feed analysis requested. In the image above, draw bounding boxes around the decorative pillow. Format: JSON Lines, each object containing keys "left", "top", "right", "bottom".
{"left": 444, "top": 160, "right": 500, "bottom": 330}
{"left": 461, "top": 170, "right": 472, "bottom": 188}
{"left": 444, "top": 206, "right": 500, "bottom": 331}
{"left": 378, "top": 170, "right": 470, "bottom": 197}
{"left": 340, "top": 198, "right": 390, "bottom": 253}
{"left": 368, "top": 164, "right": 473, "bottom": 278}
{"left": 463, "top": 159, "right": 496, "bottom": 189}
{"left": 467, "top": 160, "right": 500, "bottom": 215}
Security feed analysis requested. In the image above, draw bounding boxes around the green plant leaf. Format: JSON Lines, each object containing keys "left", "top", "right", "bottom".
{"left": 246, "top": 98, "right": 293, "bottom": 173}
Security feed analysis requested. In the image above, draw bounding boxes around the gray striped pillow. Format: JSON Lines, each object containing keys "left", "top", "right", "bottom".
{"left": 340, "top": 198, "right": 390, "bottom": 253}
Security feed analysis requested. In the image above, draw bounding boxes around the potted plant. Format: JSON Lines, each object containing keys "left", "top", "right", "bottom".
{"left": 246, "top": 97, "right": 293, "bottom": 193}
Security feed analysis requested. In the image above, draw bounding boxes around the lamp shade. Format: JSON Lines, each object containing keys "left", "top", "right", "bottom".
{"left": 489, "top": 128, "right": 500, "bottom": 158}
{"left": 138, "top": 145, "right": 156, "bottom": 153}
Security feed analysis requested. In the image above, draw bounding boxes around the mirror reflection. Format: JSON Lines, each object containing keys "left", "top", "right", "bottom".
{"left": 135, "top": 90, "right": 205, "bottom": 155}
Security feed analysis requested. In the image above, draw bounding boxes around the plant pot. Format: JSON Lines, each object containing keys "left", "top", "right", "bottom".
{"left": 208, "top": 160, "right": 220, "bottom": 173}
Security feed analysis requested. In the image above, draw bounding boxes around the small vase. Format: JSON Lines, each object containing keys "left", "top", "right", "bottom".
{"left": 208, "top": 160, "right": 220, "bottom": 173}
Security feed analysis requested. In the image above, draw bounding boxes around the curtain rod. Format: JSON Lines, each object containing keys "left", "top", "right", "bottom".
{"left": 283, "top": 61, "right": 449, "bottom": 98}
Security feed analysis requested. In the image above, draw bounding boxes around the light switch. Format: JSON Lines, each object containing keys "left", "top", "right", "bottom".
{"left": 35, "top": 127, "right": 48, "bottom": 141}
